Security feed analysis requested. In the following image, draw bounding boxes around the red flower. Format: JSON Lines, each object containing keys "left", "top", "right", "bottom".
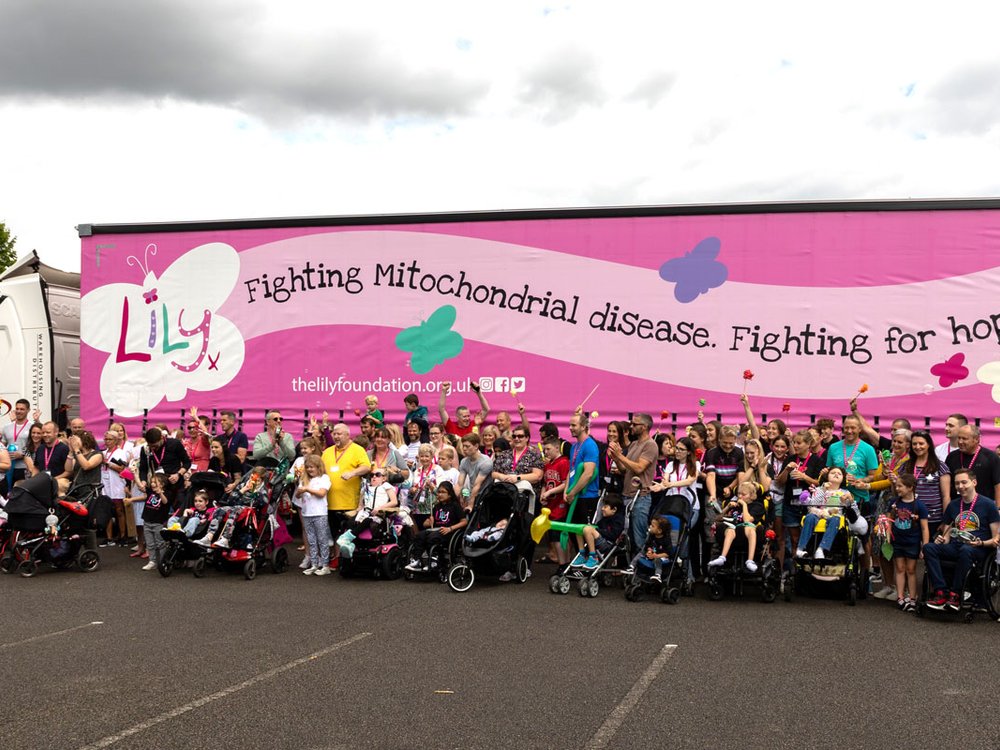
{"left": 743, "top": 369, "right": 754, "bottom": 380}
{"left": 782, "top": 403, "right": 791, "bottom": 412}
{"left": 660, "top": 410, "right": 670, "bottom": 419}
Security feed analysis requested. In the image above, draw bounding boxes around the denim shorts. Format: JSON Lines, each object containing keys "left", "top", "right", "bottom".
{"left": 782, "top": 505, "right": 803, "bottom": 528}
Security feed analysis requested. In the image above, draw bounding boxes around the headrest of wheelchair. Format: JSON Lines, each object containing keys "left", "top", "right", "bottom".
{"left": 256, "top": 456, "right": 281, "bottom": 469}
{"left": 387, "top": 472, "right": 406, "bottom": 486}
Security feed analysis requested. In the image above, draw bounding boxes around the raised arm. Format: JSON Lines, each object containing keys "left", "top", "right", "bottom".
{"left": 472, "top": 381, "right": 490, "bottom": 422}
{"left": 438, "top": 382, "right": 451, "bottom": 424}
{"left": 740, "top": 394, "right": 761, "bottom": 442}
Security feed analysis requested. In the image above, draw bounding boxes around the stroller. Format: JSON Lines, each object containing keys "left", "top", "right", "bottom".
{"left": 158, "top": 472, "right": 228, "bottom": 578}
{"left": 446, "top": 481, "right": 534, "bottom": 592}
{"left": 706, "top": 488, "right": 781, "bottom": 603}
{"left": 548, "top": 488, "right": 639, "bottom": 599}
{"left": 624, "top": 493, "right": 694, "bottom": 605}
{"left": 0, "top": 473, "right": 100, "bottom": 577}
{"left": 339, "top": 474, "right": 412, "bottom": 580}
{"left": 201, "top": 456, "right": 291, "bottom": 580}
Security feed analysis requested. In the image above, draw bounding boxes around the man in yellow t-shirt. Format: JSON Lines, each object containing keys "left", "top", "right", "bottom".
{"left": 322, "top": 423, "right": 371, "bottom": 569}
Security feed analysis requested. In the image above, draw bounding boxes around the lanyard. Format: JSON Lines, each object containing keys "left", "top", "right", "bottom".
{"left": 43, "top": 443, "right": 56, "bottom": 469}
{"left": 841, "top": 441, "right": 861, "bottom": 472}
{"left": 511, "top": 446, "right": 528, "bottom": 471}
{"left": 11, "top": 420, "right": 27, "bottom": 444}
{"left": 962, "top": 446, "right": 981, "bottom": 470}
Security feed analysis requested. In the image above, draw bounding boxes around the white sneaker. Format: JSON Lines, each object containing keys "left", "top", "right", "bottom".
{"left": 707, "top": 555, "right": 727, "bottom": 567}
{"left": 499, "top": 571, "right": 514, "bottom": 582}
{"left": 404, "top": 559, "right": 422, "bottom": 572}
{"left": 299, "top": 558, "right": 312, "bottom": 569}
{"left": 141, "top": 561, "right": 156, "bottom": 571}
{"left": 303, "top": 567, "right": 316, "bottom": 575}
{"left": 313, "top": 566, "right": 331, "bottom": 576}
{"left": 873, "top": 585, "right": 896, "bottom": 600}
{"left": 525, "top": 568, "right": 532, "bottom": 579}
{"left": 650, "top": 573, "right": 662, "bottom": 583}
{"left": 813, "top": 548, "right": 825, "bottom": 560}
{"left": 213, "top": 537, "right": 230, "bottom": 549}
{"left": 194, "top": 534, "right": 213, "bottom": 547}
{"left": 745, "top": 560, "right": 758, "bottom": 573}
{"left": 795, "top": 548, "right": 807, "bottom": 558}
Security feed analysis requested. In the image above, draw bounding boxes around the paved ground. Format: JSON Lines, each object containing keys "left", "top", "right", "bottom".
{"left": 2, "top": 546, "right": 999, "bottom": 750}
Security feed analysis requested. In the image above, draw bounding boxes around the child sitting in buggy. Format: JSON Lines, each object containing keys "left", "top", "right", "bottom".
{"left": 195, "top": 458, "right": 285, "bottom": 549}
{"left": 166, "top": 489, "right": 212, "bottom": 538}
{"left": 626, "top": 515, "right": 672, "bottom": 582}
{"left": 466, "top": 518, "right": 507, "bottom": 544}
{"left": 708, "top": 481, "right": 764, "bottom": 573}
{"left": 571, "top": 495, "right": 625, "bottom": 570}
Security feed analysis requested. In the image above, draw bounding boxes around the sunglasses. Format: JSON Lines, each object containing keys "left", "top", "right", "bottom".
{"left": 270, "top": 416, "right": 283, "bottom": 422}
{"left": 512, "top": 434, "right": 527, "bottom": 439}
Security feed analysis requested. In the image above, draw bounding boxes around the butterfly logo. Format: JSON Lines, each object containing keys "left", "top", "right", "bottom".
{"left": 143, "top": 288, "right": 159, "bottom": 304}
{"left": 659, "top": 237, "right": 728, "bottom": 303}
{"left": 930, "top": 353, "right": 969, "bottom": 388}
{"left": 394, "top": 305, "right": 464, "bottom": 374}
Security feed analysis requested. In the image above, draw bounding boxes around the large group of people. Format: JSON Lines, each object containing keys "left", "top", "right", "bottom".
{"left": 3, "top": 385, "right": 1000, "bottom": 615}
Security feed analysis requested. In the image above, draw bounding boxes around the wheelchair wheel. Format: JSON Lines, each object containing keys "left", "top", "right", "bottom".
{"left": 193, "top": 557, "right": 207, "bottom": 578}
{"left": 981, "top": 557, "right": 1000, "bottom": 619}
{"left": 447, "top": 563, "right": 474, "bottom": 593}
{"left": 157, "top": 557, "right": 174, "bottom": 578}
{"left": 847, "top": 583, "right": 858, "bottom": 606}
{"left": 0, "top": 553, "right": 14, "bottom": 575}
{"left": 381, "top": 547, "right": 404, "bottom": 580}
{"left": 243, "top": 559, "right": 257, "bottom": 580}
{"left": 708, "top": 583, "right": 723, "bottom": 601}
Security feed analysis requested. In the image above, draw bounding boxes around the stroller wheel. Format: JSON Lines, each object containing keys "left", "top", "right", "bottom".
{"left": 846, "top": 583, "right": 857, "bottom": 606}
{"left": 243, "top": 559, "right": 257, "bottom": 581}
{"left": 0, "top": 553, "right": 16, "bottom": 575}
{"left": 761, "top": 584, "right": 777, "bottom": 604}
{"left": 157, "top": 557, "right": 174, "bottom": 578}
{"left": 18, "top": 559, "right": 38, "bottom": 578}
{"left": 447, "top": 563, "right": 474, "bottom": 593}
{"left": 661, "top": 587, "right": 681, "bottom": 605}
{"left": 515, "top": 556, "right": 530, "bottom": 584}
{"left": 271, "top": 547, "right": 289, "bottom": 574}
{"left": 577, "top": 578, "right": 591, "bottom": 597}
{"left": 708, "top": 584, "right": 724, "bottom": 601}
{"left": 193, "top": 558, "right": 207, "bottom": 578}
{"left": 548, "top": 574, "right": 561, "bottom": 594}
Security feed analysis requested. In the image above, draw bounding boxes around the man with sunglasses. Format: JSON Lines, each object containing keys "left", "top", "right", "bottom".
{"left": 253, "top": 411, "right": 296, "bottom": 463}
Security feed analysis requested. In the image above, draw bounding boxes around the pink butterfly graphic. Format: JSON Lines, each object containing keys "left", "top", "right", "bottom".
{"left": 142, "top": 288, "right": 158, "bottom": 304}
{"left": 930, "top": 353, "right": 969, "bottom": 388}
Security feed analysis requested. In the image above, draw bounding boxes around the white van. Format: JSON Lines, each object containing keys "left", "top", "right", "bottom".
{"left": 0, "top": 251, "right": 80, "bottom": 425}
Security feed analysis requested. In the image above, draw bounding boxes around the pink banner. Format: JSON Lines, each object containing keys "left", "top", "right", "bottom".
{"left": 80, "top": 208, "right": 1000, "bottom": 440}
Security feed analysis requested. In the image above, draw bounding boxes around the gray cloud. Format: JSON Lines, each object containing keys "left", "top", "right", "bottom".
{"left": 625, "top": 71, "right": 676, "bottom": 108}
{"left": 922, "top": 61, "right": 1000, "bottom": 135}
{"left": 0, "top": 0, "right": 489, "bottom": 120}
{"left": 517, "top": 47, "right": 605, "bottom": 122}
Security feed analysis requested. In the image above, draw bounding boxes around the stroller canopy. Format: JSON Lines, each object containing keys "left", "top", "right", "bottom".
{"left": 5, "top": 474, "right": 60, "bottom": 516}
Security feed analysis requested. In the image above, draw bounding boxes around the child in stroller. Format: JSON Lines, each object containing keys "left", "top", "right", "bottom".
{"left": 572, "top": 495, "right": 625, "bottom": 570}
{"left": 195, "top": 463, "right": 274, "bottom": 549}
{"left": 708, "top": 481, "right": 764, "bottom": 573}
{"left": 166, "top": 489, "right": 213, "bottom": 537}
{"left": 627, "top": 515, "right": 672, "bottom": 582}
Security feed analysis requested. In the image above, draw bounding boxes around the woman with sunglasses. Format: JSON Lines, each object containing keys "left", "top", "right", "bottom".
{"left": 182, "top": 413, "right": 212, "bottom": 472}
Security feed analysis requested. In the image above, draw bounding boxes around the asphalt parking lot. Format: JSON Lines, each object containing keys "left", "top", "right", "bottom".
{"left": 2, "top": 547, "right": 998, "bottom": 750}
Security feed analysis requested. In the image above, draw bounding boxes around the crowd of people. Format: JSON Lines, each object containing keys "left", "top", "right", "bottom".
{"left": 2, "top": 386, "right": 999, "bottom": 613}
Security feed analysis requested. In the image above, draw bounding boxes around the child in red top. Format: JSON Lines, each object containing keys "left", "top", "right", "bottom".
{"left": 540, "top": 438, "right": 571, "bottom": 565}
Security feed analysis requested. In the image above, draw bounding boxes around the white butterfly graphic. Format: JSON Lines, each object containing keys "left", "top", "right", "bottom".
{"left": 80, "top": 242, "right": 245, "bottom": 417}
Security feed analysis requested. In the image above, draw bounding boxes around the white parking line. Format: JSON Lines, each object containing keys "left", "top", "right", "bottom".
{"left": 77, "top": 631, "right": 372, "bottom": 750}
{"left": 0, "top": 621, "right": 105, "bottom": 650}
{"left": 586, "top": 643, "right": 677, "bottom": 750}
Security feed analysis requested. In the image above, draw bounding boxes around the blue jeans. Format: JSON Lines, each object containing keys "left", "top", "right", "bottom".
{"left": 632, "top": 494, "right": 651, "bottom": 552}
{"left": 799, "top": 513, "right": 840, "bottom": 552}
{"left": 922, "top": 540, "right": 989, "bottom": 593}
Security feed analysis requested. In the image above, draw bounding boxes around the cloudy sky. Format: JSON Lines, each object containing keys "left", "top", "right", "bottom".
{"left": 2, "top": 0, "right": 1000, "bottom": 272}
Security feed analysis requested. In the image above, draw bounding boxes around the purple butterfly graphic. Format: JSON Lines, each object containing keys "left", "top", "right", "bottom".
{"left": 142, "top": 288, "right": 158, "bottom": 304}
{"left": 930, "top": 353, "right": 969, "bottom": 388}
{"left": 659, "top": 237, "right": 728, "bottom": 303}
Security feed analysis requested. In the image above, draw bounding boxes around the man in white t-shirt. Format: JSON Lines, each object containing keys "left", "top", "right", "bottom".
{"left": 935, "top": 413, "right": 967, "bottom": 463}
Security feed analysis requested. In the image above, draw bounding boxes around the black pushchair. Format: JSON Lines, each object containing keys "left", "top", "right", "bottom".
{"left": 446, "top": 481, "right": 534, "bottom": 592}
{"left": 158, "top": 472, "right": 228, "bottom": 578}
{"left": 0, "top": 473, "right": 100, "bottom": 577}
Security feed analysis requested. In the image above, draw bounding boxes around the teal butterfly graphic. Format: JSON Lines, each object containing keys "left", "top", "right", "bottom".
{"left": 395, "top": 305, "right": 464, "bottom": 374}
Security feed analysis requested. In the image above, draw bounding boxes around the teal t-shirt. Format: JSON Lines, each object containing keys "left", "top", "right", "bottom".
{"left": 825, "top": 440, "right": 879, "bottom": 503}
